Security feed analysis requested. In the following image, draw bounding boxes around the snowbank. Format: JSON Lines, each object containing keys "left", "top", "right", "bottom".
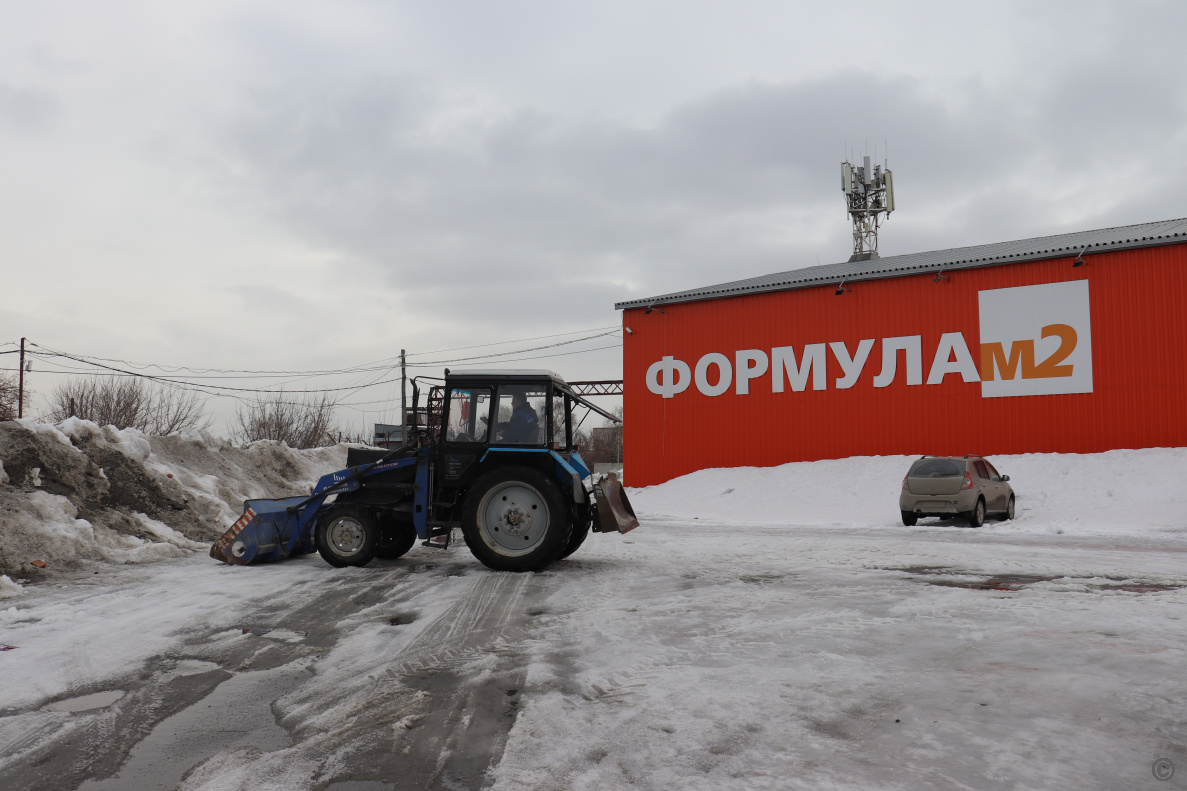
{"left": 0, "top": 419, "right": 349, "bottom": 587}
{"left": 629, "top": 447, "right": 1187, "bottom": 536}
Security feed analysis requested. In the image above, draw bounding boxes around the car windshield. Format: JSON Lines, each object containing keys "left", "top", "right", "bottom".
{"left": 909, "top": 459, "right": 964, "bottom": 478}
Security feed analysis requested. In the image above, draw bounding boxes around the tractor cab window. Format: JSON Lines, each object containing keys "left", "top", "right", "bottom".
{"left": 494, "top": 384, "right": 546, "bottom": 445}
{"left": 446, "top": 387, "right": 491, "bottom": 443}
{"left": 550, "top": 389, "right": 570, "bottom": 449}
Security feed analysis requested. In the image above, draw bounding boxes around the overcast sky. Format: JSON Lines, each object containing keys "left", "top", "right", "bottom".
{"left": 2, "top": 1, "right": 1183, "bottom": 432}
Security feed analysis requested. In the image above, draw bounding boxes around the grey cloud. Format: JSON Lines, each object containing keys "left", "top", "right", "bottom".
{"left": 208, "top": 60, "right": 1187, "bottom": 317}
{"left": 0, "top": 82, "right": 59, "bottom": 133}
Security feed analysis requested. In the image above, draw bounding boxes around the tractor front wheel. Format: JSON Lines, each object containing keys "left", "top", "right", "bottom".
{"left": 462, "top": 466, "right": 570, "bottom": 572}
{"left": 315, "top": 504, "right": 379, "bottom": 567}
{"left": 558, "top": 509, "right": 592, "bottom": 560}
{"left": 376, "top": 521, "right": 418, "bottom": 559}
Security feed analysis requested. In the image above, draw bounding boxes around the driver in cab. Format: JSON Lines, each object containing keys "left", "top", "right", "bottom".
{"left": 498, "top": 392, "right": 539, "bottom": 444}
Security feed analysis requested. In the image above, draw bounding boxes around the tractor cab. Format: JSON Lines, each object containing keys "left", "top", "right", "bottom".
{"left": 435, "top": 369, "right": 602, "bottom": 491}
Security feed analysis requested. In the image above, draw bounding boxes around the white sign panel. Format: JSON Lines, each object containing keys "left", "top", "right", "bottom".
{"left": 978, "top": 281, "right": 1093, "bottom": 398}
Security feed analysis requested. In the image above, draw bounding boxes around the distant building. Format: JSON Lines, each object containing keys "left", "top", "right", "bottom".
{"left": 372, "top": 423, "right": 403, "bottom": 448}
{"left": 617, "top": 217, "right": 1187, "bottom": 486}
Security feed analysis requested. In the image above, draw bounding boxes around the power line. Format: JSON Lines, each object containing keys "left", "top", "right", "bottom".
{"left": 23, "top": 324, "right": 621, "bottom": 376}
{"left": 405, "top": 342, "right": 622, "bottom": 368}
{"left": 27, "top": 330, "right": 618, "bottom": 386}
{"left": 37, "top": 348, "right": 406, "bottom": 395}
{"left": 14, "top": 329, "right": 621, "bottom": 429}
{"left": 407, "top": 329, "right": 619, "bottom": 366}
{"left": 406, "top": 325, "right": 619, "bottom": 358}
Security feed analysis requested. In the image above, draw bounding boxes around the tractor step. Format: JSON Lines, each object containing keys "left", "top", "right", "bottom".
{"left": 422, "top": 527, "right": 462, "bottom": 550}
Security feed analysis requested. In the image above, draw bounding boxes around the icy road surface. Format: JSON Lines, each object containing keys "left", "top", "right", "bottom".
{"left": 0, "top": 450, "right": 1185, "bottom": 790}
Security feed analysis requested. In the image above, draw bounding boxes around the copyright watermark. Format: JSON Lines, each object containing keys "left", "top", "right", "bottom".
{"left": 1153, "top": 758, "right": 1176, "bottom": 781}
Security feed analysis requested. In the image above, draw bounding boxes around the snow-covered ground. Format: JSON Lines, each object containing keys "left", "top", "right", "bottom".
{"left": 1, "top": 444, "right": 1185, "bottom": 790}
{"left": 637, "top": 448, "right": 1187, "bottom": 538}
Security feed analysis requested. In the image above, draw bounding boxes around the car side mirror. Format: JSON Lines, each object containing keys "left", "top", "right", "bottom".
{"left": 1001, "top": 475, "right": 1010, "bottom": 482}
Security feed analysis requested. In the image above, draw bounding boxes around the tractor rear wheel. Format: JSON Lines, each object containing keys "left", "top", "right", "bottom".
{"left": 315, "top": 504, "right": 379, "bottom": 567}
{"left": 462, "top": 466, "right": 570, "bottom": 572}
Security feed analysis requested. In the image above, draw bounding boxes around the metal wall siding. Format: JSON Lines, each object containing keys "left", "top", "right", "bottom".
{"left": 622, "top": 243, "right": 1187, "bottom": 486}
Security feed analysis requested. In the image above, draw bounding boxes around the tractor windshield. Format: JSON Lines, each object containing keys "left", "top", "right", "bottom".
{"left": 446, "top": 387, "right": 492, "bottom": 443}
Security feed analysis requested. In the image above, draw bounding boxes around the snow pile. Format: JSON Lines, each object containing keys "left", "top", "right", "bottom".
{"left": 0, "top": 419, "right": 348, "bottom": 584}
{"left": 0, "top": 575, "right": 22, "bottom": 599}
{"left": 630, "top": 447, "right": 1187, "bottom": 535}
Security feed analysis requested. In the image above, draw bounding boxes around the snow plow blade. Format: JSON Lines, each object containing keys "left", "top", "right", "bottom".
{"left": 209, "top": 497, "right": 315, "bottom": 566}
{"left": 592, "top": 473, "right": 638, "bottom": 534}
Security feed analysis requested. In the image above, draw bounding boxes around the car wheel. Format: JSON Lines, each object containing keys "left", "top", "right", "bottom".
{"left": 966, "top": 498, "right": 985, "bottom": 528}
{"left": 901, "top": 510, "right": 917, "bottom": 526}
{"left": 316, "top": 504, "right": 379, "bottom": 567}
{"left": 462, "top": 466, "right": 571, "bottom": 572}
{"left": 1002, "top": 494, "right": 1015, "bottom": 521}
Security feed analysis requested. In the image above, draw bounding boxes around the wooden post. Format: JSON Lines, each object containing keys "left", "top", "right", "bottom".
{"left": 17, "top": 337, "right": 24, "bottom": 419}
{"left": 400, "top": 349, "right": 407, "bottom": 442}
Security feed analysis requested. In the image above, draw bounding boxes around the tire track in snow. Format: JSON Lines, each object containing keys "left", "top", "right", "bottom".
{"left": 202, "top": 568, "right": 541, "bottom": 791}
{"left": 294, "top": 570, "right": 536, "bottom": 790}
{"left": 577, "top": 664, "right": 668, "bottom": 705}
{"left": 0, "top": 718, "right": 74, "bottom": 774}
{"left": 63, "top": 640, "right": 119, "bottom": 779}
{"left": 385, "top": 571, "right": 530, "bottom": 678}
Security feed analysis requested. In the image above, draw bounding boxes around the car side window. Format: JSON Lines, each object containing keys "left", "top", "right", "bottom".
{"left": 984, "top": 461, "right": 1001, "bottom": 480}
{"left": 974, "top": 460, "right": 990, "bottom": 479}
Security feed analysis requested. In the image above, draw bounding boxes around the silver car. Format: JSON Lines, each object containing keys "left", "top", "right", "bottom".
{"left": 899, "top": 455, "right": 1015, "bottom": 527}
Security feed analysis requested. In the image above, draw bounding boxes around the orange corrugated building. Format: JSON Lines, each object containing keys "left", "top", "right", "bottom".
{"left": 615, "top": 218, "right": 1187, "bottom": 487}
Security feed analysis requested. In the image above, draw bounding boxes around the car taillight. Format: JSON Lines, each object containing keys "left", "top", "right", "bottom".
{"left": 961, "top": 472, "right": 973, "bottom": 490}
{"left": 902, "top": 475, "right": 910, "bottom": 491}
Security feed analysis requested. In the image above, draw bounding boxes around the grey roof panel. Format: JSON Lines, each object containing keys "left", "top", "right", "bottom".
{"left": 615, "top": 217, "right": 1187, "bottom": 310}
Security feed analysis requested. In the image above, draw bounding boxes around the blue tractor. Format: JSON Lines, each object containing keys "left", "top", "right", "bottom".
{"left": 210, "top": 370, "right": 637, "bottom": 572}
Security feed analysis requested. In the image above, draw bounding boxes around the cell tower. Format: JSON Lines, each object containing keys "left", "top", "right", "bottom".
{"left": 841, "top": 155, "right": 894, "bottom": 261}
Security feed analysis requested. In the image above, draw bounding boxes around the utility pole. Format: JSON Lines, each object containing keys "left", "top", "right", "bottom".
{"left": 17, "top": 337, "right": 25, "bottom": 419}
{"left": 400, "top": 349, "right": 407, "bottom": 442}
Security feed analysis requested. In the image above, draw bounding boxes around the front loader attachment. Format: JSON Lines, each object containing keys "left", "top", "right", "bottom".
{"left": 209, "top": 450, "right": 421, "bottom": 566}
{"left": 592, "top": 473, "right": 638, "bottom": 534}
{"left": 210, "top": 496, "right": 316, "bottom": 566}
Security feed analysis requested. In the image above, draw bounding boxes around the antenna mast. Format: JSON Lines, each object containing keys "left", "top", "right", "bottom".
{"left": 840, "top": 153, "right": 895, "bottom": 261}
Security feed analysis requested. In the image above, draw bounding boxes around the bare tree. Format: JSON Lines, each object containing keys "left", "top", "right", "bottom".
{"left": 0, "top": 372, "right": 21, "bottom": 422}
{"left": 329, "top": 424, "right": 374, "bottom": 445}
{"left": 581, "top": 406, "right": 623, "bottom": 467}
{"left": 232, "top": 392, "right": 342, "bottom": 449}
{"left": 45, "top": 376, "right": 212, "bottom": 435}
